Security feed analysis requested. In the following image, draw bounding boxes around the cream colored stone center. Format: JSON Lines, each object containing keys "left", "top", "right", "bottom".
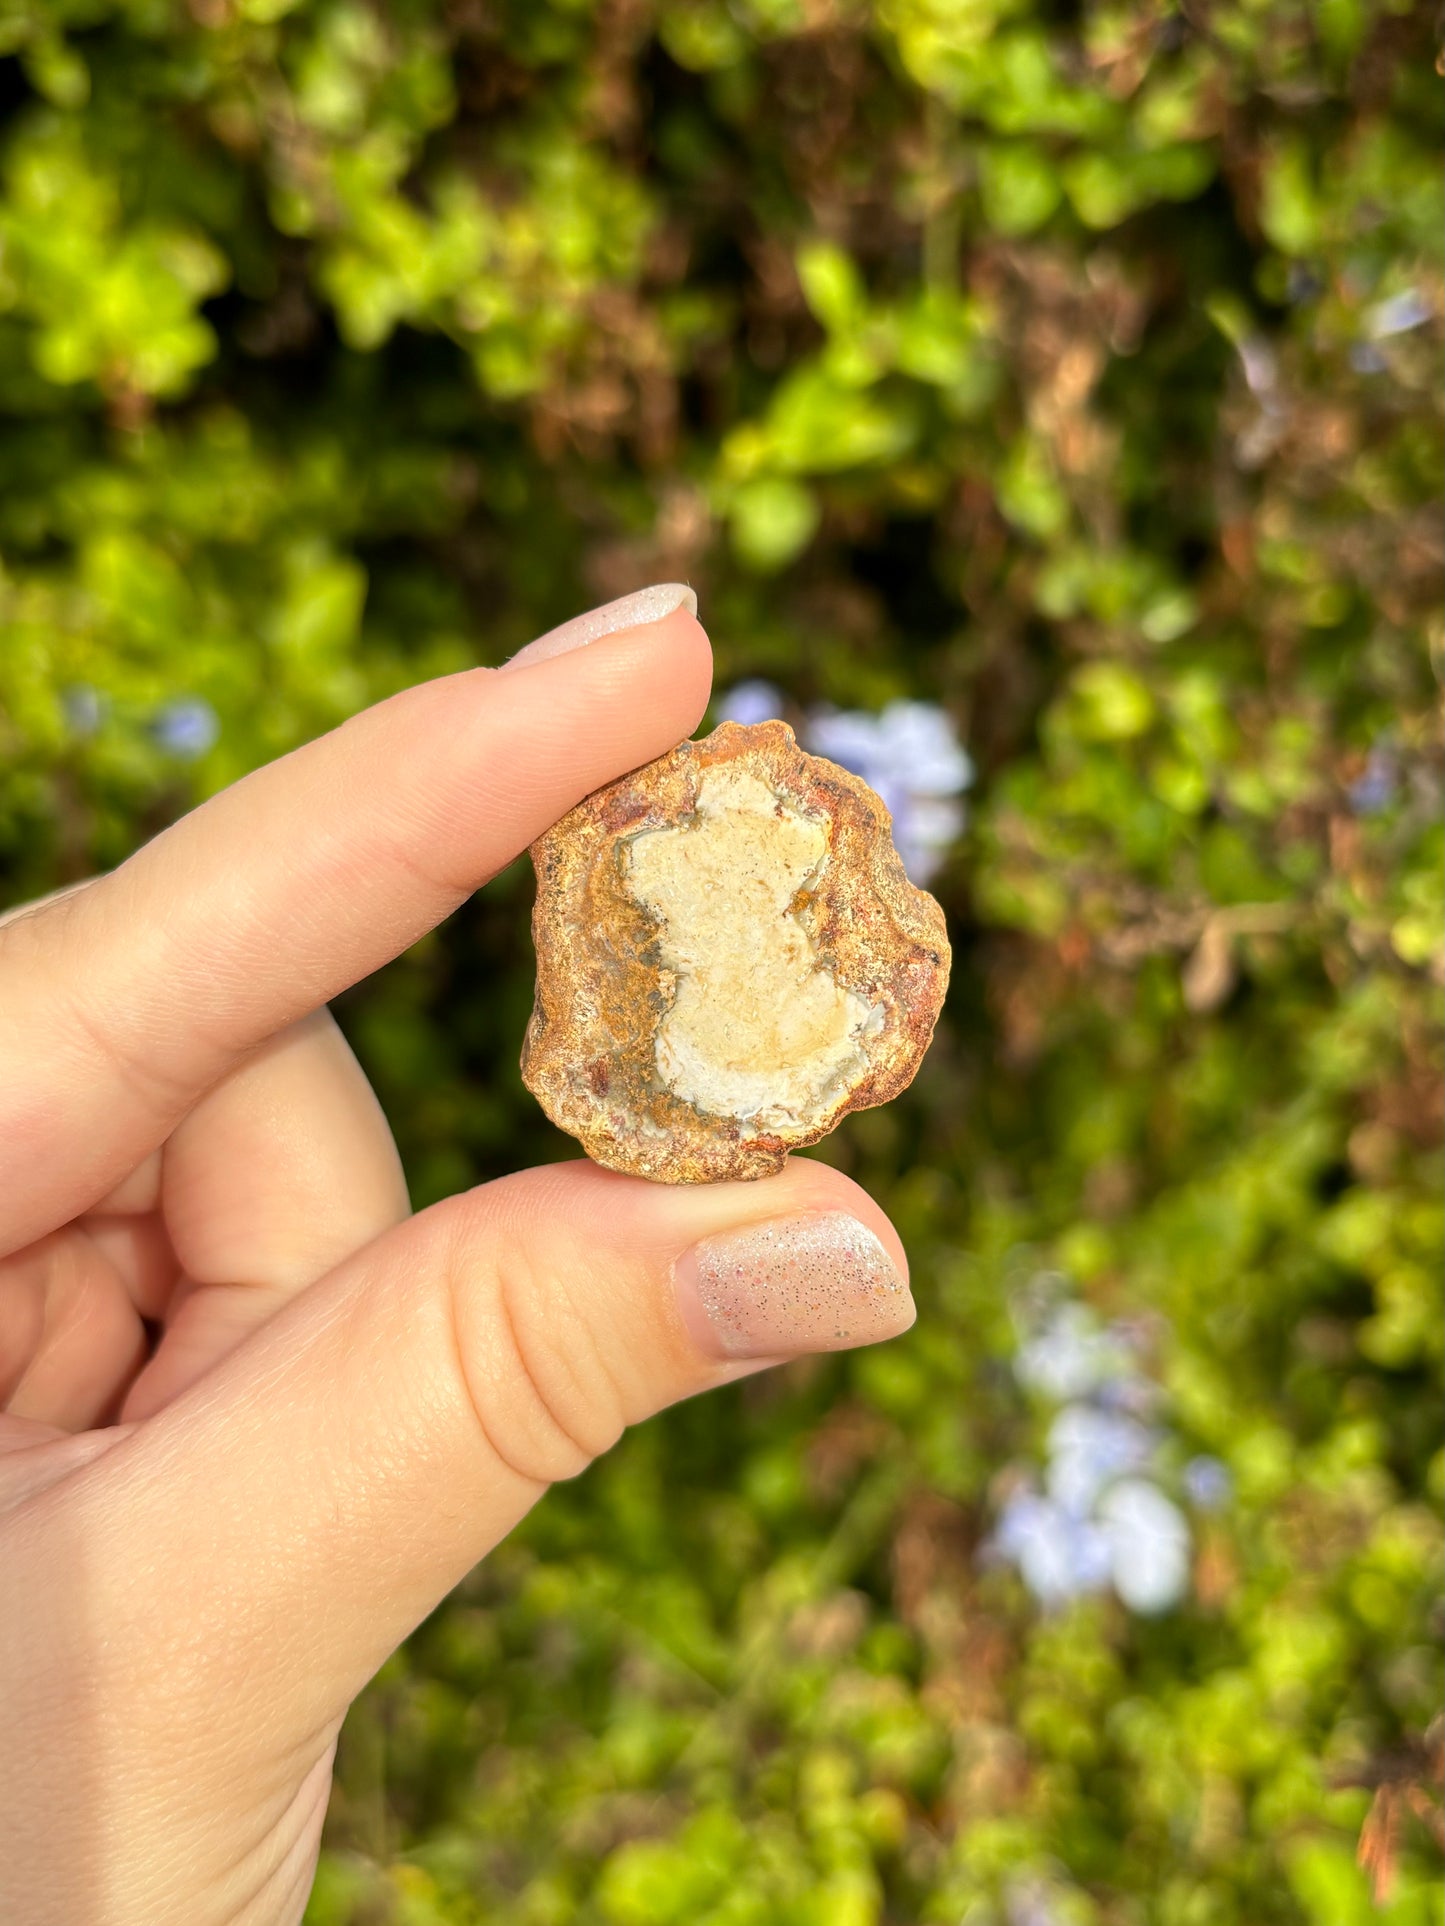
{"left": 623, "top": 766, "right": 879, "bottom": 1126}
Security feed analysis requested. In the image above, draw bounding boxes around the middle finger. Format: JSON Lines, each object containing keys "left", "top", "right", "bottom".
{"left": 122, "top": 1008, "right": 411, "bottom": 1421}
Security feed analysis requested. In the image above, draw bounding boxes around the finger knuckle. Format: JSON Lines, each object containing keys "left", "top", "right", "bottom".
{"left": 441, "top": 1198, "right": 627, "bottom": 1488}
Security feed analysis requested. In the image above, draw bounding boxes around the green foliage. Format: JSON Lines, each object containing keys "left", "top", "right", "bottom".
{"left": 1, "top": 0, "right": 1441, "bottom": 1919}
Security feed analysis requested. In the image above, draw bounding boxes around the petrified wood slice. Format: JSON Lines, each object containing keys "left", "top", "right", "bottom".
{"left": 521, "top": 720, "right": 951, "bottom": 1182}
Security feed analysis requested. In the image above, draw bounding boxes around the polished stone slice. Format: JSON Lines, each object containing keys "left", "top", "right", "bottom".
{"left": 521, "top": 720, "right": 951, "bottom": 1183}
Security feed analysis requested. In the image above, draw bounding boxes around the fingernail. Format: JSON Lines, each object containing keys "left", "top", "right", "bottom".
{"left": 505, "top": 583, "right": 698, "bottom": 669}
{"left": 674, "top": 1212, "right": 915, "bottom": 1361}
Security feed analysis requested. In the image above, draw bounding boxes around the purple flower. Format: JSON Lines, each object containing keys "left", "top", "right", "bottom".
{"left": 1046, "top": 1404, "right": 1157, "bottom": 1514}
{"left": 1367, "top": 289, "right": 1431, "bottom": 339}
{"left": 1094, "top": 1370, "right": 1162, "bottom": 1418}
{"left": 153, "top": 698, "right": 219, "bottom": 760}
{"left": 871, "top": 701, "right": 974, "bottom": 796}
{"left": 1098, "top": 1479, "right": 1191, "bottom": 1614}
{"left": 805, "top": 708, "right": 885, "bottom": 772}
{"left": 1006, "top": 1875, "right": 1066, "bottom": 1926}
{"left": 1183, "top": 1455, "right": 1232, "bottom": 1511}
{"left": 1014, "top": 1303, "right": 1132, "bottom": 1402}
{"left": 807, "top": 700, "right": 973, "bottom": 806}
{"left": 716, "top": 680, "right": 786, "bottom": 727}
{"left": 1349, "top": 744, "right": 1397, "bottom": 815}
{"left": 891, "top": 794, "right": 967, "bottom": 888}
{"left": 807, "top": 700, "right": 973, "bottom": 884}
{"left": 1003, "top": 1286, "right": 1195, "bottom": 1613}
{"left": 994, "top": 1489, "right": 1113, "bottom": 1606}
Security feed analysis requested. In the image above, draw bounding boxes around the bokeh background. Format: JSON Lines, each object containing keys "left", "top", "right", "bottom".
{"left": 1, "top": 0, "right": 1442, "bottom": 1919}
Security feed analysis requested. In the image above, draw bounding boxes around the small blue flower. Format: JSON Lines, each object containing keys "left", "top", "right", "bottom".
{"left": 153, "top": 697, "right": 219, "bottom": 760}
{"left": 806, "top": 700, "right": 972, "bottom": 884}
{"left": 1014, "top": 1303, "right": 1132, "bottom": 1402}
{"left": 716, "top": 679, "right": 787, "bottom": 728}
{"left": 808, "top": 700, "right": 973, "bottom": 801}
{"left": 994, "top": 1489, "right": 1113, "bottom": 1606}
{"left": 1098, "top": 1478, "right": 1191, "bottom": 1614}
{"left": 1367, "top": 288, "right": 1431, "bottom": 339}
{"left": 1006, "top": 1874, "right": 1068, "bottom": 1926}
{"left": 1046, "top": 1404, "right": 1157, "bottom": 1514}
{"left": 1182, "top": 1455, "right": 1232, "bottom": 1511}
{"left": 890, "top": 800, "right": 965, "bottom": 887}
{"left": 1349, "top": 342, "right": 1387, "bottom": 375}
{"left": 1094, "top": 1370, "right": 1161, "bottom": 1418}
{"left": 1349, "top": 744, "right": 1397, "bottom": 815}
{"left": 873, "top": 700, "right": 975, "bottom": 797}
{"left": 1002, "top": 1282, "right": 1197, "bottom": 1614}
{"left": 805, "top": 709, "right": 882, "bottom": 772}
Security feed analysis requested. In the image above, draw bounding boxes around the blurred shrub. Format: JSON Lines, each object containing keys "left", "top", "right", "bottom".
{"left": 1, "top": 0, "right": 1441, "bottom": 1919}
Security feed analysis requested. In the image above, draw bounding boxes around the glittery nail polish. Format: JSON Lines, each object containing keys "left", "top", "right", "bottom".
{"left": 674, "top": 1212, "right": 915, "bottom": 1360}
{"left": 504, "top": 583, "right": 698, "bottom": 668}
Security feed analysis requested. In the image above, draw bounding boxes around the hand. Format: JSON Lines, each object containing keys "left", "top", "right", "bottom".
{"left": 0, "top": 590, "right": 915, "bottom": 1926}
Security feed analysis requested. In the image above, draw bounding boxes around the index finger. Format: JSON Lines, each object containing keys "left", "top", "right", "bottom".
{"left": 0, "top": 594, "right": 710, "bottom": 1253}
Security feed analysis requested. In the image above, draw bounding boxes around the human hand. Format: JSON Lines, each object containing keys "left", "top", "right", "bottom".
{"left": 0, "top": 589, "right": 915, "bottom": 1926}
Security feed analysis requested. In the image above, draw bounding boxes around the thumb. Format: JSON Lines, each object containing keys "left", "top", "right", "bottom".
{"left": 41, "top": 1156, "right": 911, "bottom": 1744}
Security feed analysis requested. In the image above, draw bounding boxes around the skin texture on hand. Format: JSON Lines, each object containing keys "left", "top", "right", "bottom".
{"left": 0, "top": 594, "right": 915, "bottom": 1926}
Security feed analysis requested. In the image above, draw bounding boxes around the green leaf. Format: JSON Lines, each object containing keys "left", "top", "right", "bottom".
{"left": 1260, "top": 139, "right": 1322, "bottom": 256}
{"left": 1068, "top": 661, "right": 1156, "bottom": 740}
{"left": 996, "top": 435, "right": 1068, "bottom": 539}
{"left": 728, "top": 475, "right": 820, "bottom": 570}
{"left": 977, "top": 142, "right": 1062, "bottom": 235}
{"left": 797, "top": 240, "right": 867, "bottom": 332}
